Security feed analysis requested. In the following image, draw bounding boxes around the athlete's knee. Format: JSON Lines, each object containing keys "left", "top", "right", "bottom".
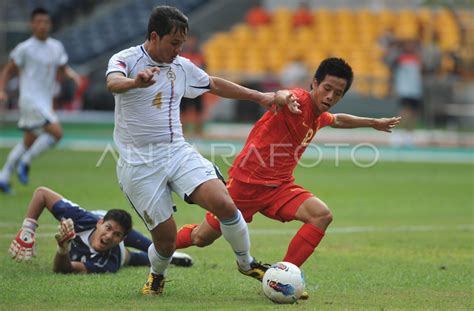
{"left": 319, "top": 206, "right": 333, "bottom": 226}
{"left": 46, "top": 124, "right": 63, "bottom": 141}
{"left": 307, "top": 202, "right": 333, "bottom": 227}
{"left": 51, "top": 130, "right": 63, "bottom": 142}
{"left": 54, "top": 132, "right": 63, "bottom": 142}
{"left": 211, "top": 196, "right": 237, "bottom": 220}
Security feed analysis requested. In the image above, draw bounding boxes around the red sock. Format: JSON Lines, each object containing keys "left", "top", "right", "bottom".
{"left": 283, "top": 223, "right": 325, "bottom": 267}
{"left": 176, "top": 224, "right": 198, "bottom": 249}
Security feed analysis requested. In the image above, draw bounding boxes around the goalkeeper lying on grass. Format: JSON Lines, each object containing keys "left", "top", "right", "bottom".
{"left": 9, "top": 186, "right": 193, "bottom": 273}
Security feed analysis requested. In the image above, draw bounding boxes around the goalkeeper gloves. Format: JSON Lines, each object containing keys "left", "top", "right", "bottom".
{"left": 9, "top": 218, "right": 38, "bottom": 262}
{"left": 55, "top": 218, "right": 76, "bottom": 255}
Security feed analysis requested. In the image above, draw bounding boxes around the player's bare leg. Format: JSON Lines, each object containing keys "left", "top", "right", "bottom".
{"left": 190, "top": 219, "right": 222, "bottom": 247}
{"left": 44, "top": 122, "right": 63, "bottom": 141}
{"left": 23, "top": 130, "right": 38, "bottom": 148}
{"left": 176, "top": 219, "right": 221, "bottom": 249}
{"left": 294, "top": 196, "right": 333, "bottom": 230}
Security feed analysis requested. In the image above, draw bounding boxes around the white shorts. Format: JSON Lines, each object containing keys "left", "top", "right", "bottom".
{"left": 116, "top": 142, "right": 218, "bottom": 230}
{"left": 18, "top": 105, "right": 58, "bottom": 130}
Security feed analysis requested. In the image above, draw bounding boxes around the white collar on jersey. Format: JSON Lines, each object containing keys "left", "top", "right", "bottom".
{"left": 140, "top": 45, "right": 175, "bottom": 68}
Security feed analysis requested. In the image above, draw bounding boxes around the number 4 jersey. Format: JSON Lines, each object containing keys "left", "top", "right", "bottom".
{"left": 106, "top": 45, "right": 210, "bottom": 165}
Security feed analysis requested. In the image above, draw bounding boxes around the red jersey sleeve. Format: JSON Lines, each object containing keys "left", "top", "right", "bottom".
{"left": 319, "top": 112, "right": 335, "bottom": 128}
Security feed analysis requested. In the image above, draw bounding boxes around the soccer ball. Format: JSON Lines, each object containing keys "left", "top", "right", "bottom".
{"left": 262, "top": 261, "right": 305, "bottom": 304}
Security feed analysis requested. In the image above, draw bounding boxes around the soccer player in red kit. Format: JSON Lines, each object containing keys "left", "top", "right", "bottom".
{"left": 176, "top": 58, "right": 401, "bottom": 299}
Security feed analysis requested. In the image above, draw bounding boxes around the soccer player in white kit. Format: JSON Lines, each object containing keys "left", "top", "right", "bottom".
{"left": 0, "top": 8, "right": 81, "bottom": 194}
{"left": 106, "top": 6, "right": 288, "bottom": 295}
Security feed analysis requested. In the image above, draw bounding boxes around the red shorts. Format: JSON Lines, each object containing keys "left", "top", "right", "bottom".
{"left": 206, "top": 177, "right": 314, "bottom": 231}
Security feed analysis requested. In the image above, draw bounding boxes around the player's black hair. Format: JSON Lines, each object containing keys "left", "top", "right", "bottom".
{"left": 103, "top": 209, "right": 132, "bottom": 236}
{"left": 147, "top": 5, "right": 188, "bottom": 39}
{"left": 312, "top": 57, "right": 354, "bottom": 94}
{"left": 31, "top": 7, "right": 49, "bottom": 20}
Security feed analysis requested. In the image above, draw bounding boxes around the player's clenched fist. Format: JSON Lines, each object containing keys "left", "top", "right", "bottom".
{"left": 55, "top": 218, "right": 76, "bottom": 254}
{"left": 9, "top": 218, "right": 38, "bottom": 262}
{"left": 135, "top": 67, "right": 160, "bottom": 88}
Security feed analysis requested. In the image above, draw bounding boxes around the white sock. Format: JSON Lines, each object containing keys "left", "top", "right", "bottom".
{"left": 0, "top": 142, "right": 26, "bottom": 181}
{"left": 219, "top": 210, "right": 253, "bottom": 270}
{"left": 20, "top": 133, "right": 56, "bottom": 164}
{"left": 148, "top": 244, "right": 171, "bottom": 276}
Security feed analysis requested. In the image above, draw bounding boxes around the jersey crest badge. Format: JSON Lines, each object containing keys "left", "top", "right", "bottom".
{"left": 166, "top": 68, "right": 176, "bottom": 81}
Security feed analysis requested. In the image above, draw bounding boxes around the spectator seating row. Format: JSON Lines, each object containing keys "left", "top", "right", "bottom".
{"left": 203, "top": 7, "right": 470, "bottom": 98}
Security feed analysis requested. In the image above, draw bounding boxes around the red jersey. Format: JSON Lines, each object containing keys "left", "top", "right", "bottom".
{"left": 229, "top": 88, "right": 334, "bottom": 185}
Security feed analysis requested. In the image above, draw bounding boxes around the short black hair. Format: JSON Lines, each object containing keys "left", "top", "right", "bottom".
{"left": 103, "top": 209, "right": 132, "bottom": 236}
{"left": 31, "top": 7, "right": 49, "bottom": 20}
{"left": 313, "top": 58, "right": 354, "bottom": 94}
{"left": 147, "top": 5, "right": 188, "bottom": 39}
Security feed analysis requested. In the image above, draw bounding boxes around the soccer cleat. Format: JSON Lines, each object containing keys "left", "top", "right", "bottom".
{"left": 300, "top": 291, "right": 309, "bottom": 300}
{"left": 0, "top": 181, "right": 12, "bottom": 194}
{"left": 141, "top": 272, "right": 165, "bottom": 295}
{"left": 17, "top": 161, "right": 30, "bottom": 185}
{"left": 170, "top": 251, "right": 193, "bottom": 267}
{"left": 237, "top": 259, "right": 271, "bottom": 282}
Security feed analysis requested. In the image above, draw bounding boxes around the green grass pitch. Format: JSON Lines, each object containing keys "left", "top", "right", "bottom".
{"left": 0, "top": 148, "right": 472, "bottom": 310}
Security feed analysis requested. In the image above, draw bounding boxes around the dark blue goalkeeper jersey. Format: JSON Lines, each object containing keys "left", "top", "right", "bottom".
{"left": 51, "top": 199, "right": 125, "bottom": 273}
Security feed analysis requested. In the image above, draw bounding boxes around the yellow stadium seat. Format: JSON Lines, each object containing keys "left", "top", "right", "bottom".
{"left": 231, "top": 24, "right": 253, "bottom": 40}
{"left": 255, "top": 26, "right": 274, "bottom": 43}
{"left": 371, "top": 80, "right": 390, "bottom": 98}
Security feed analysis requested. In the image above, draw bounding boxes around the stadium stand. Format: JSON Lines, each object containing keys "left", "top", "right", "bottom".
{"left": 202, "top": 6, "right": 472, "bottom": 99}
{"left": 54, "top": 0, "right": 207, "bottom": 64}
{"left": 1, "top": 0, "right": 472, "bottom": 132}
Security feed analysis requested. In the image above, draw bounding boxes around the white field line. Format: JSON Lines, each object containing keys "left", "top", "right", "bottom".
{"left": 0, "top": 223, "right": 472, "bottom": 239}
{"left": 251, "top": 224, "right": 474, "bottom": 235}
{"left": 2, "top": 139, "right": 473, "bottom": 163}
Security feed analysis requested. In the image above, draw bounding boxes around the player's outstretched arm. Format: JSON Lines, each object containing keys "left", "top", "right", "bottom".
{"left": 9, "top": 187, "right": 64, "bottom": 262}
{"left": 332, "top": 114, "right": 401, "bottom": 133}
{"left": 209, "top": 76, "right": 276, "bottom": 111}
{"left": 106, "top": 68, "right": 160, "bottom": 93}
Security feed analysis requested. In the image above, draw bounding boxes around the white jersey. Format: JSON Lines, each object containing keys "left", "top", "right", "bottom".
{"left": 106, "top": 45, "right": 210, "bottom": 164}
{"left": 10, "top": 36, "right": 68, "bottom": 110}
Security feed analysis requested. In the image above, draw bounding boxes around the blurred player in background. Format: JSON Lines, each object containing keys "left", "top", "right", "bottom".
{"left": 8, "top": 186, "right": 193, "bottom": 273}
{"left": 388, "top": 39, "right": 424, "bottom": 147}
{"left": 176, "top": 58, "right": 401, "bottom": 300}
{"left": 0, "top": 8, "right": 82, "bottom": 194}
{"left": 106, "top": 5, "right": 299, "bottom": 296}
{"left": 179, "top": 34, "right": 205, "bottom": 137}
